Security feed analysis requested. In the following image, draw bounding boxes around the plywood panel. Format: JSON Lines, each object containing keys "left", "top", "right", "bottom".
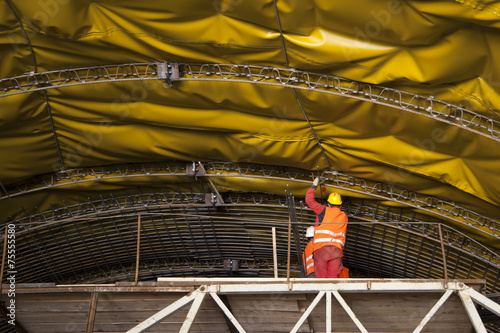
{"left": 228, "top": 296, "right": 302, "bottom": 311}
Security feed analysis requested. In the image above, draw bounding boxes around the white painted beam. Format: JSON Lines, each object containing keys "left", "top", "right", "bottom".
{"left": 413, "top": 289, "right": 453, "bottom": 333}
{"left": 126, "top": 290, "right": 198, "bottom": 333}
{"left": 465, "top": 287, "right": 500, "bottom": 317}
{"left": 290, "top": 291, "right": 325, "bottom": 333}
{"left": 210, "top": 292, "right": 247, "bottom": 333}
{"left": 205, "top": 280, "right": 463, "bottom": 294}
{"left": 179, "top": 292, "right": 206, "bottom": 333}
{"left": 332, "top": 291, "right": 368, "bottom": 333}
{"left": 458, "top": 290, "right": 487, "bottom": 333}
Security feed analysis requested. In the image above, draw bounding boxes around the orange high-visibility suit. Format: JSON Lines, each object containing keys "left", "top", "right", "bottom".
{"left": 306, "top": 185, "right": 348, "bottom": 278}
{"left": 302, "top": 240, "right": 315, "bottom": 277}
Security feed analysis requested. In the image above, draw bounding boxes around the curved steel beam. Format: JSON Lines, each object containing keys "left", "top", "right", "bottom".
{"left": 10, "top": 192, "right": 500, "bottom": 270}
{"left": 12, "top": 205, "right": 499, "bottom": 289}
{"left": 0, "top": 63, "right": 499, "bottom": 141}
{"left": 4, "top": 162, "right": 498, "bottom": 239}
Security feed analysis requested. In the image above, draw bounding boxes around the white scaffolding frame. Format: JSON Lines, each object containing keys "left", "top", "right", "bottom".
{"left": 124, "top": 279, "right": 500, "bottom": 333}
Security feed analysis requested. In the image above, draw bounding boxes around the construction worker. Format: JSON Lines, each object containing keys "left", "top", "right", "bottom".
{"left": 302, "top": 226, "right": 315, "bottom": 278}
{"left": 305, "top": 177, "right": 348, "bottom": 278}
{"left": 304, "top": 226, "right": 350, "bottom": 278}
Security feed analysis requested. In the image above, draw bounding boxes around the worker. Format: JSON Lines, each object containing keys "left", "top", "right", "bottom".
{"left": 302, "top": 226, "right": 315, "bottom": 278}
{"left": 305, "top": 177, "right": 348, "bottom": 278}
{"left": 303, "top": 226, "right": 349, "bottom": 278}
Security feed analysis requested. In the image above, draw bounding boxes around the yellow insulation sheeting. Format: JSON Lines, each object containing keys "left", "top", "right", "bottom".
{"left": 6, "top": 78, "right": 494, "bottom": 211}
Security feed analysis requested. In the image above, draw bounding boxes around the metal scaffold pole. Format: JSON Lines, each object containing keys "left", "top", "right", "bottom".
{"left": 134, "top": 214, "right": 142, "bottom": 285}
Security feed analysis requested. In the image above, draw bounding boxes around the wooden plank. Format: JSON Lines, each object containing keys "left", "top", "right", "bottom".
{"left": 291, "top": 291, "right": 324, "bottom": 333}
{"left": 226, "top": 293, "right": 308, "bottom": 301}
{"left": 94, "top": 309, "right": 226, "bottom": 323}
{"left": 176, "top": 322, "right": 232, "bottom": 333}
{"left": 14, "top": 293, "right": 190, "bottom": 312}
{"left": 230, "top": 309, "right": 309, "bottom": 332}
{"left": 304, "top": 292, "right": 473, "bottom": 333}
{"left": 210, "top": 293, "right": 247, "bottom": 333}
{"left": 227, "top": 298, "right": 301, "bottom": 311}
{"left": 16, "top": 312, "right": 89, "bottom": 323}
{"left": 96, "top": 299, "right": 201, "bottom": 312}
{"left": 6, "top": 281, "right": 485, "bottom": 333}
{"left": 14, "top": 292, "right": 179, "bottom": 302}
{"left": 126, "top": 291, "right": 198, "bottom": 333}
{"left": 20, "top": 322, "right": 231, "bottom": 333}
{"left": 14, "top": 301, "right": 90, "bottom": 312}
{"left": 86, "top": 292, "right": 99, "bottom": 333}
{"left": 13, "top": 292, "right": 90, "bottom": 302}
{"left": 19, "top": 323, "right": 87, "bottom": 333}
{"left": 332, "top": 291, "right": 368, "bottom": 333}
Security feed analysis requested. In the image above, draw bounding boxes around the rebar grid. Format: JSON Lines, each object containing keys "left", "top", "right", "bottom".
{"left": 4, "top": 161, "right": 498, "bottom": 241}
{"left": 1, "top": 62, "right": 499, "bottom": 139}
{"left": 62, "top": 259, "right": 300, "bottom": 285}
{"left": 12, "top": 212, "right": 500, "bottom": 293}
{"left": 7, "top": 183, "right": 500, "bottom": 268}
{"left": 4, "top": 194, "right": 499, "bottom": 292}
{"left": 345, "top": 223, "right": 499, "bottom": 292}
{"left": 345, "top": 201, "right": 500, "bottom": 266}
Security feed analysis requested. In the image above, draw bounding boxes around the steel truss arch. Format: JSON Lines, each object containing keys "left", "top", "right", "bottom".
{"left": 9, "top": 189, "right": 500, "bottom": 267}
{"left": 12, "top": 209, "right": 500, "bottom": 291}
{"left": 344, "top": 201, "right": 500, "bottom": 267}
{"left": 9, "top": 191, "right": 500, "bottom": 278}
{"left": 0, "top": 62, "right": 499, "bottom": 141}
{"left": 4, "top": 161, "right": 499, "bottom": 241}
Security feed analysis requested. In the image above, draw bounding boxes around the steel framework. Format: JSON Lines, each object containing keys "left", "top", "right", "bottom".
{"left": 9, "top": 193, "right": 500, "bottom": 267}
{"left": 118, "top": 278, "right": 497, "bottom": 333}
{"left": 3, "top": 161, "right": 498, "bottom": 241}
{"left": 1, "top": 63, "right": 499, "bottom": 141}
{"left": 4, "top": 192, "right": 500, "bottom": 292}
{"left": 1, "top": 279, "right": 493, "bottom": 333}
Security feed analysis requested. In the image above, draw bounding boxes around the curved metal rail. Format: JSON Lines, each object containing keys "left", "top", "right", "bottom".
{"left": 4, "top": 161, "right": 498, "bottom": 240}
{"left": 0, "top": 62, "right": 499, "bottom": 140}
{"left": 8, "top": 190, "right": 500, "bottom": 270}
{"left": 8, "top": 201, "right": 500, "bottom": 291}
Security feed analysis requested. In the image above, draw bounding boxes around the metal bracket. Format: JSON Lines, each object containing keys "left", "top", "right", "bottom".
{"left": 170, "top": 63, "right": 180, "bottom": 80}
{"left": 205, "top": 193, "right": 223, "bottom": 207}
{"left": 157, "top": 62, "right": 179, "bottom": 87}
{"left": 186, "top": 162, "right": 205, "bottom": 177}
{"left": 157, "top": 62, "right": 168, "bottom": 80}
{"left": 223, "top": 259, "right": 239, "bottom": 272}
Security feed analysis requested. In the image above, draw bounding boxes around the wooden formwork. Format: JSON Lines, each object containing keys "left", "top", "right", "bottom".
{"left": 1, "top": 278, "right": 497, "bottom": 333}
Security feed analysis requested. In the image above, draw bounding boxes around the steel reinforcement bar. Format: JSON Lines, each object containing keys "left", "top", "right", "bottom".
{"left": 3, "top": 161, "right": 498, "bottom": 238}
{"left": 7, "top": 191, "right": 500, "bottom": 270}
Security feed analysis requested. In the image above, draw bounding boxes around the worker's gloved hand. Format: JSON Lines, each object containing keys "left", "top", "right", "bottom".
{"left": 313, "top": 177, "right": 320, "bottom": 186}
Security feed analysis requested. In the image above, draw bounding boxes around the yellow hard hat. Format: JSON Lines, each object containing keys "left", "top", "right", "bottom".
{"left": 327, "top": 192, "right": 342, "bottom": 205}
